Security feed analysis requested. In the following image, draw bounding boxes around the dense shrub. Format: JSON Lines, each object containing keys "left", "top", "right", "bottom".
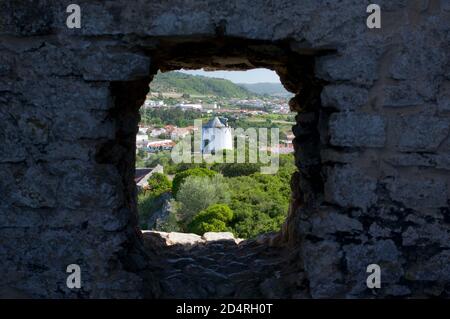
{"left": 145, "top": 172, "right": 172, "bottom": 196}
{"left": 187, "top": 204, "right": 234, "bottom": 235}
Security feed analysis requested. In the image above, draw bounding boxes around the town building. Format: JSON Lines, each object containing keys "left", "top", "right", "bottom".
{"left": 146, "top": 140, "right": 175, "bottom": 152}
{"left": 149, "top": 127, "right": 167, "bottom": 137}
{"left": 143, "top": 100, "right": 165, "bottom": 108}
{"left": 135, "top": 165, "right": 164, "bottom": 190}
{"left": 176, "top": 103, "right": 202, "bottom": 110}
{"left": 170, "top": 125, "right": 198, "bottom": 140}
{"left": 136, "top": 127, "right": 149, "bottom": 147}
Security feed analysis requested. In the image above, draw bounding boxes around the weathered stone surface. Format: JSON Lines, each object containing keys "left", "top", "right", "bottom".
{"left": 0, "top": 122, "right": 27, "bottom": 163}
{"left": 23, "top": 78, "right": 112, "bottom": 111}
{"left": 316, "top": 48, "right": 378, "bottom": 86}
{"left": 402, "top": 221, "right": 450, "bottom": 248}
{"left": 302, "top": 240, "right": 345, "bottom": 298}
{"left": 324, "top": 166, "right": 378, "bottom": 210}
{"left": 386, "top": 176, "right": 448, "bottom": 209}
{"left": 143, "top": 231, "right": 205, "bottom": 246}
{"left": 52, "top": 110, "right": 115, "bottom": 141}
{"left": 437, "top": 82, "right": 450, "bottom": 115}
{"left": 369, "top": 223, "right": 391, "bottom": 239}
{"left": 57, "top": 163, "right": 124, "bottom": 210}
{"left": 385, "top": 285, "right": 411, "bottom": 297}
{"left": 383, "top": 83, "right": 424, "bottom": 107}
{"left": 140, "top": 230, "right": 293, "bottom": 298}
{"left": 406, "top": 250, "right": 450, "bottom": 282}
{"left": 329, "top": 113, "right": 386, "bottom": 148}
{"left": 321, "top": 85, "right": 369, "bottom": 111}
{"left": 395, "top": 115, "right": 449, "bottom": 152}
{"left": 202, "top": 232, "right": 235, "bottom": 242}
{"left": 344, "top": 240, "right": 404, "bottom": 297}
{"left": 11, "top": 165, "right": 57, "bottom": 209}
{"left": 309, "top": 210, "right": 363, "bottom": 236}
{"left": 81, "top": 52, "right": 151, "bottom": 81}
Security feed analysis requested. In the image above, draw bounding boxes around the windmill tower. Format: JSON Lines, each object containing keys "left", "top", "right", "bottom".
{"left": 201, "top": 117, "right": 233, "bottom": 154}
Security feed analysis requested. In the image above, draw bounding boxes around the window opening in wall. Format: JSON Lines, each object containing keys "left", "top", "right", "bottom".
{"left": 135, "top": 68, "right": 296, "bottom": 240}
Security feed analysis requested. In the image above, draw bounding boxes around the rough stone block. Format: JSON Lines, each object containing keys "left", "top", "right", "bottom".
{"left": 52, "top": 110, "right": 115, "bottom": 141}
{"left": 18, "top": 44, "right": 79, "bottom": 77}
{"left": 389, "top": 41, "right": 447, "bottom": 82}
{"left": 302, "top": 240, "right": 345, "bottom": 298}
{"left": 202, "top": 232, "right": 235, "bottom": 242}
{"left": 0, "top": 164, "right": 18, "bottom": 206}
{"left": 57, "top": 163, "right": 124, "bottom": 209}
{"left": 0, "top": 52, "right": 14, "bottom": 77}
{"left": 0, "top": 0, "right": 54, "bottom": 36}
{"left": 406, "top": 250, "right": 450, "bottom": 282}
{"left": 344, "top": 240, "right": 404, "bottom": 296}
{"left": 368, "top": 223, "right": 392, "bottom": 238}
{"left": 81, "top": 52, "right": 150, "bottom": 81}
{"left": 324, "top": 166, "right": 378, "bottom": 210}
{"left": 24, "top": 78, "right": 112, "bottom": 111}
{"left": 39, "top": 142, "right": 93, "bottom": 162}
{"left": 316, "top": 49, "right": 378, "bottom": 86}
{"left": 437, "top": 83, "right": 450, "bottom": 115}
{"left": 329, "top": 113, "right": 386, "bottom": 148}
{"left": 310, "top": 209, "right": 363, "bottom": 236}
{"left": 321, "top": 85, "right": 369, "bottom": 111}
{"left": 0, "top": 113, "right": 27, "bottom": 162}
{"left": 386, "top": 176, "right": 448, "bottom": 209}
{"left": 383, "top": 82, "right": 424, "bottom": 107}
{"left": 143, "top": 231, "right": 205, "bottom": 246}
{"left": 395, "top": 115, "right": 449, "bottom": 152}
{"left": 402, "top": 220, "right": 450, "bottom": 248}
{"left": 15, "top": 168, "right": 57, "bottom": 208}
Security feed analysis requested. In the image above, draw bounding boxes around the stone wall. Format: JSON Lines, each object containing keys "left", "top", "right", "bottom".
{"left": 0, "top": 0, "right": 449, "bottom": 298}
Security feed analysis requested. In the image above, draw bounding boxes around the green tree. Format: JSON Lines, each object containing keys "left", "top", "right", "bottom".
{"left": 213, "top": 162, "right": 262, "bottom": 177}
{"left": 175, "top": 175, "right": 230, "bottom": 224}
{"left": 172, "top": 167, "right": 217, "bottom": 196}
{"left": 187, "top": 204, "right": 234, "bottom": 235}
{"left": 145, "top": 172, "right": 172, "bottom": 196}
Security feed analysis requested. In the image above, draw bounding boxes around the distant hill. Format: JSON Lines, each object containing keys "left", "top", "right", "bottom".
{"left": 150, "top": 71, "right": 255, "bottom": 98}
{"left": 237, "top": 82, "right": 292, "bottom": 97}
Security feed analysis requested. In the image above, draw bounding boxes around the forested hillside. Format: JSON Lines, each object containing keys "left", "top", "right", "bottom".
{"left": 150, "top": 71, "right": 255, "bottom": 98}
{"left": 237, "top": 82, "right": 292, "bottom": 97}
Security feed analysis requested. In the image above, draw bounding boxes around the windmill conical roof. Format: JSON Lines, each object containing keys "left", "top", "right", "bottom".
{"left": 205, "top": 117, "right": 226, "bottom": 128}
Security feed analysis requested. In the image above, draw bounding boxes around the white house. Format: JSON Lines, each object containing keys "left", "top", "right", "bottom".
{"left": 177, "top": 103, "right": 202, "bottom": 110}
{"left": 144, "top": 100, "right": 165, "bottom": 108}
{"left": 149, "top": 128, "right": 167, "bottom": 137}
{"left": 136, "top": 128, "right": 149, "bottom": 145}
